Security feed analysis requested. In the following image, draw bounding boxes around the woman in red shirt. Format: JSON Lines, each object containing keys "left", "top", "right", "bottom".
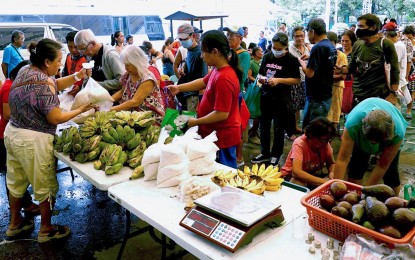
{"left": 170, "top": 30, "right": 243, "bottom": 168}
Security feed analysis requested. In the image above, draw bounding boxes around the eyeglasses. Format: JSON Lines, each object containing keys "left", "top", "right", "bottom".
{"left": 178, "top": 34, "right": 192, "bottom": 41}
{"left": 78, "top": 42, "right": 92, "bottom": 52}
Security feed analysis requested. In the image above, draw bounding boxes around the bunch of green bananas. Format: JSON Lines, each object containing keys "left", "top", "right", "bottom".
{"left": 79, "top": 111, "right": 115, "bottom": 138}
{"left": 127, "top": 141, "right": 146, "bottom": 168}
{"left": 70, "top": 135, "right": 102, "bottom": 163}
{"left": 112, "top": 110, "right": 154, "bottom": 128}
{"left": 93, "top": 144, "right": 127, "bottom": 175}
{"left": 59, "top": 126, "right": 79, "bottom": 154}
{"left": 102, "top": 125, "right": 137, "bottom": 148}
{"left": 129, "top": 165, "right": 144, "bottom": 180}
{"left": 53, "top": 134, "right": 64, "bottom": 152}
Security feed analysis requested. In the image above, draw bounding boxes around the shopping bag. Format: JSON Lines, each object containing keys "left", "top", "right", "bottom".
{"left": 71, "top": 77, "right": 114, "bottom": 110}
{"left": 159, "top": 80, "right": 177, "bottom": 109}
{"left": 161, "top": 108, "right": 197, "bottom": 137}
{"left": 342, "top": 78, "right": 354, "bottom": 114}
{"left": 243, "top": 80, "right": 261, "bottom": 119}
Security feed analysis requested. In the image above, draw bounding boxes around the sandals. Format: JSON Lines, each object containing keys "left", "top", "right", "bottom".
{"left": 6, "top": 218, "right": 34, "bottom": 237}
{"left": 38, "top": 225, "right": 71, "bottom": 243}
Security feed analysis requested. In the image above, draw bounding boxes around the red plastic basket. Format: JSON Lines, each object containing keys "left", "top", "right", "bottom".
{"left": 301, "top": 180, "right": 415, "bottom": 246}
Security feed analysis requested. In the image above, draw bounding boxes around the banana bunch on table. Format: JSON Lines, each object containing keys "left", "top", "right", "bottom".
{"left": 111, "top": 110, "right": 155, "bottom": 128}
{"left": 79, "top": 111, "right": 115, "bottom": 138}
{"left": 93, "top": 144, "right": 128, "bottom": 175}
{"left": 211, "top": 164, "right": 284, "bottom": 194}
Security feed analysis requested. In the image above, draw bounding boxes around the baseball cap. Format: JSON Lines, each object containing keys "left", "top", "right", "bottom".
{"left": 382, "top": 22, "right": 398, "bottom": 32}
{"left": 177, "top": 23, "right": 194, "bottom": 39}
{"left": 193, "top": 26, "right": 203, "bottom": 34}
{"left": 223, "top": 27, "right": 244, "bottom": 37}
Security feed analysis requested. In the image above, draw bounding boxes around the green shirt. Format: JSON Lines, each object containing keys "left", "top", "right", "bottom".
{"left": 349, "top": 38, "right": 399, "bottom": 98}
{"left": 345, "top": 98, "right": 408, "bottom": 154}
{"left": 237, "top": 47, "right": 251, "bottom": 92}
{"left": 249, "top": 59, "right": 260, "bottom": 81}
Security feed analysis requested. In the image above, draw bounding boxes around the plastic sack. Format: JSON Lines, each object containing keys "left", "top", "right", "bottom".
{"left": 159, "top": 142, "right": 187, "bottom": 168}
{"left": 71, "top": 77, "right": 114, "bottom": 110}
{"left": 398, "top": 86, "right": 412, "bottom": 106}
{"left": 172, "top": 126, "right": 201, "bottom": 153}
{"left": 161, "top": 108, "right": 197, "bottom": 137}
{"left": 59, "top": 89, "right": 95, "bottom": 124}
{"left": 189, "top": 154, "right": 216, "bottom": 176}
{"left": 157, "top": 161, "right": 189, "bottom": 188}
{"left": 179, "top": 176, "right": 219, "bottom": 204}
{"left": 187, "top": 131, "right": 219, "bottom": 160}
{"left": 142, "top": 128, "right": 169, "bottom": 167}
{"left": 143, "top": 162, "right": 159, "bottom": 181}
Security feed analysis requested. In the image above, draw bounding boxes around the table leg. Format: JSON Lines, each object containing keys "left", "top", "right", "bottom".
{"left": 117, "top": 210, "right": 132, "bottom": 260}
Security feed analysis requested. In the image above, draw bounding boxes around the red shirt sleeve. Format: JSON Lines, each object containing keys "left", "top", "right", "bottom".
{"left": 1, "top": 81, "right": 11, "bottom": 104}
{"left": 290, "top": 141, "right": 305, "bottom": 162}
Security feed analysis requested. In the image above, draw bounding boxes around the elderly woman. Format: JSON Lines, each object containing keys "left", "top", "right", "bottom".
{"left": 5, "top": 39, "right": 94, "bottom": 242}
{"left": 110, "top": 45, "right": 165, "bottom": 123}
{"left": 281, "top": 117, "right": 336, "bottom": 189}
{"left": 334, "top": 98, "right": 408, "bottom": 194}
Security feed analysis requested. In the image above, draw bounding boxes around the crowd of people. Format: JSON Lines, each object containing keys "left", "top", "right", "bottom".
{"left": 0, "top": 13, "right": 413, "bottom": 243}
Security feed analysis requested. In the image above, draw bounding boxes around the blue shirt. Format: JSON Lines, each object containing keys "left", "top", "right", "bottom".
{"left": 258, "top": 38, "right": 267, "bottom": 52}
{"left": 345, "top": 98, "right": 408, "bottom": 154}
{"left": 305, "top": 39, "right": 337, "bottom": 101}
{"left": 3, "top": 44, "right": 24, "bottom": 77}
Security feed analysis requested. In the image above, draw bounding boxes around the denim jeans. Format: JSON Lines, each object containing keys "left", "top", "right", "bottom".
{"left": 302, "top": 97, "right": 332, "bottom": 129}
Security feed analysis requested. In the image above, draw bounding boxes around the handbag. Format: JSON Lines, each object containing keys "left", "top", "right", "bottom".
{"left": 243, "top": 79, "right": 261, "bottom": 119}
{"left": 409, "top": 64, "right": 415, "bottom": 81}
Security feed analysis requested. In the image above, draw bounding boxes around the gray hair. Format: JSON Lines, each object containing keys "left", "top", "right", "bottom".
{"left": 74, "top": 29, "right": 98, "bottom": 46}
{"left": 11, "top": 30, "right": 23, "bottom": 43}
{"left": 120, "top": 45, "right": 149, "bottom": 79}
{"left": 362, "top": 110, "right": 394, "bottom": 142}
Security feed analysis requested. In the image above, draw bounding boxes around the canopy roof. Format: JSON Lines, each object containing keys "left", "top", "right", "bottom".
{"left": 164, "top": 11, "right": 228, "bottom": 38}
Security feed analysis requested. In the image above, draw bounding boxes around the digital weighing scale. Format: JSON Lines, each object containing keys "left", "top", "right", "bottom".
{"left": 179, "top": 186, "right": 285, "bottom": 252}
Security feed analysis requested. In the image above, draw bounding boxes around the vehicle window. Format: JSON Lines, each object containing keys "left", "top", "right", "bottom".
{"left": 0, "top": 26, "right": 45, "bottom": 50}
{"left": 52, "top": 27, "right": 76, "bottom": 43}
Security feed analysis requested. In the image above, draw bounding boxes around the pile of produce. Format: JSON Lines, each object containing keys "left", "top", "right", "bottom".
{"left": 54, "top": 111, "right": 160, "bottom": 177}
{"left": 320, "top": 181, "right": 415, "bottom": 239}
{"left": 211, "top": 164, "right": 284, "bottom": 195}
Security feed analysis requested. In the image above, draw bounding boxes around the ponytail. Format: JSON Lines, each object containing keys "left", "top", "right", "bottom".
{"left": 110, "top": 34, "right": 115, "bottom": 46}
{"left": 228, "top": 49, "right": 243, "bottom": 83}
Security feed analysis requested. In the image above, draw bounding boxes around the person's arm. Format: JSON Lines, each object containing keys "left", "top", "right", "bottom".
{"left": 386, "top": 40, "right": 400, "bottom": 91}
{"left": 188, "top": 111, "right": 229, "bottom": 127}
{"left": 267, "top": 77, "right": 300, "bottom": 87}
{"left": 291, "top": 159, "right": 328, "bottom": 186}
{"left": 406, "top": 62, "right": 411, "bottom": 81}
{"left": 111, "top": 86, "right": 125, "bottom": 103}
{"left": 366, "top": 140, "right": 402, "bottom": 186}
{"left": 248, "top": 68, "right": 255, "bottom": 82}
{"left": 166, "top": 50, "right": 175, "bottom": 63}
{"left": 56, "top": 68, "right": 90, "bottom": 91}
{"left": 333, "top": 128, "right": 355, "bottom": 180}
{"left": 334, "top": 53, "right": 348, "bottom": 82}
{"left": 169, "top": 78, "right": 206, "bottom": 95}
{"left": 173, "top": 50, "right": 183, "bottom": 78}
{"left": 1, "top": 63, "right": 8, "bottom": 78}
{"left": 2, "top": 103, "right": 10, "bottom": 121}
{"left": 110, "top": 80, "right": 153, "bottom": 111}
{"left": 299, "top": 59, "right": 315, "bottom": 78}
{"left": 46, "top": 103, "right": 96, "bottom": 125}
{"left": 150, "top": 50, "right": 163, "bottom": 65}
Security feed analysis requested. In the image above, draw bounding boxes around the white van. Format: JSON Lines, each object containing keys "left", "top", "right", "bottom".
{"left": 0, "top": 22, "right": 77, "bottom": 81}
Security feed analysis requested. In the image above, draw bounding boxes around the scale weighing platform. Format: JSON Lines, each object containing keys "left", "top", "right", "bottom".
{"left": 179, "top": 186, "right": 285, "bottom": 252}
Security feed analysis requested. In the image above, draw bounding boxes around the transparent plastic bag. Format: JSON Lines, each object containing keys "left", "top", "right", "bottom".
{"left": 178, "top": 176, "right": 219, "bottom": 205}
{"left": 71, "top": 77, "right": 114, "bottom": 110}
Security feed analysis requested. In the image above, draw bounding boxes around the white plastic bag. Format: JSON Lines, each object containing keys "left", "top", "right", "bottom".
{"left": 159, "top": 143, "right": 187, "bottom": 168}
{"left": 398, "top": 86, "right": 412, "bottom": 106}
{"left": 71, "top": 77, "right": 114, "bottom": 110}
{"left": 157, "top": 161, "right": 189, "bottom": 188}
{"left": 172, "top": 126, "right": 200, "bottom": 153}
{"left": 143, "top": 162, "right": 159, "bottom": 181}
{"left": 59, "top": 91, "right": 74, "bottom": 112}
{"left": 142, "top": 128, "right": 169, "bottom": 167}
{"left": 187, "top": 131, "right": 219, "bottom": 160}
{"left": 189, "top": 154, "right": 216, "bottom": 176}
{"left": 179, "top": 176, "right": 219, "bottom": 203}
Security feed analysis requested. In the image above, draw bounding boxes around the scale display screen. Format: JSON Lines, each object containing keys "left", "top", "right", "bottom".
{"left": 186, "top": 210, "right": 220, "bottom": 236}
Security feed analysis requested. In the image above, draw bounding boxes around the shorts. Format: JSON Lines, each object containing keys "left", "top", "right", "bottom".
{"left": 291, "top": 82, "right": 306, "bottom": 111}
{"left": 408, "top": 80, "right": 415, "bottom": 92}
{"left": 347, "top": 144, "right": 400, "bottom": 188}
{"left": 216, "top": 145, "right": 237, "bottom": 169}
{"left": 186, "top": 96, "right": 199, "bottom": 112}
{"left": 4, "top": 124, "right": 58, "bottom": 203}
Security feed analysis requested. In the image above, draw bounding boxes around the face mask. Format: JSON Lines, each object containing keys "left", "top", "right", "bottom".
{"left": 180, "top": 38, "right": 193, "bottom": 49}
{"left": 355, "top": 28, "right": 377, "bottom": 38}
{"left": 272, "top": 49, "right": 286, "bottom": 58}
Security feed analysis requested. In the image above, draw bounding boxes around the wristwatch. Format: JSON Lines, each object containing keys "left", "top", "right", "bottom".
{"left": 73, "top": 73, "right": 81, "bottom": 82}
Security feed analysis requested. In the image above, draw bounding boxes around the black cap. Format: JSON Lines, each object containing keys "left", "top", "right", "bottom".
{"left": 193, "top": 26, "right": 203, "bottom": 34}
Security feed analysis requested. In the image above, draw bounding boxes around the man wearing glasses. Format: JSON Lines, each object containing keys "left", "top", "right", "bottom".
{"left": 298, "top": 18, "right": 337, "bottom": 129}
{"left": 74, "top": 29, "right": 125, "bottom": 92}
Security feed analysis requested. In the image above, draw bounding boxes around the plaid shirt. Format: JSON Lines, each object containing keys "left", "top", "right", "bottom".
{"left": 400, "top": 34, "right": 414, "bottom": 63}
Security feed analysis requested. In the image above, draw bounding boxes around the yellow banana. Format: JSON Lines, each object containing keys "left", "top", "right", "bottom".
{"left": 259, "top": 165, "right": 274, "bottom": 177}
{"left": 251, "top": 164, "right": 258, "bottom": 175}
{"left": 214, "top": 170, "right": 224, "bottom": 177}
{"left": 243, "top": 165, "right": 251, "bottom": 176}
{"left": 222, "top": 171, "right": 236, "bottom": 180}
{"left": 244, "top": 179, "right": 257, "bottom": 189}
{"left": 258, "top": 164, "right": 266, "bottom": 175}
{"left": 228, "top": 177, "right": 237, "bottom": 187}
{"left": 242, "top": 176, "right": 250, "bottom": 187}
{"left": 237, "top": 169, "right": 245, "bottom": 179}
{"left": 264, "top": 171, "right": 282, "bottom": 179}
{"left": 264, "top": 177, "right": 284, "bottom": 186}
{"left": 265, "top": 184, "right": 282, "bottom": 191}
{"left": 269, "top": 167, "right": 281, "bottom": 176}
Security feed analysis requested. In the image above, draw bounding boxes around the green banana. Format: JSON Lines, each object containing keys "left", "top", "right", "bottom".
{"left": 128, "top": 154, "right": 143, "bottom": 168}
{"left": 116, "top": 125, "right": 124, "bottom": 143}
{"left": 145, "top": 133, "right": 153, "bottom": 147}
{"left": 126, "top": 133, "right": 141, "bottom": 150}
{"left": 137, "top": 118, "right": 155, "bottom": 128}
{"left": 87, "top": 147, "right": 101, "bottom": 161}
{"left": 108, "top": 127, "right": 119, "bottom": 143}
{"left": 128, "top": 141, "right": 146, "bottom": 159}
{"left": 93, "top": 160, "right": 104, "bottom": 170}
{"left": 136, "top": 111, "right": 153, "bottom": 121}
{"left": 63, "top": 142, "right": 72, "bottom": 154}
{"left": 89, "top": 135, "right": 102, "bottom": 151}
{"left": 117, "top": 151, "right": 128, "bottom": 165}
{"left": 75, "top": 153, "right": 88, "bottom": 163}
{"left": 105, "top": 163, "right": 123, "bottom": 175}
{"left": 123, "top": 125, "right": 135, "bottom": 143}
{"left": 102, "top": 131, "right": 117, "bottom": 144}
{"left": 80, "top": 130, "right": 95, "bottom": 138}
{"left": 107, "top": 145, "right": 122, "bottom": 166}
{"left": 130, "top": 166, "right": 144, "bottom": 180}
{"left": 80, "top": 138, "right": 92, "bottom": 153}
{"left": 72, "top": 143, "right": 82, "bottom": 153}
{"left": 99, "top": 141, "right": 111, "bottom": 150}
{"left": 110, "top": 118, "right": 127, "bottom": 127}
